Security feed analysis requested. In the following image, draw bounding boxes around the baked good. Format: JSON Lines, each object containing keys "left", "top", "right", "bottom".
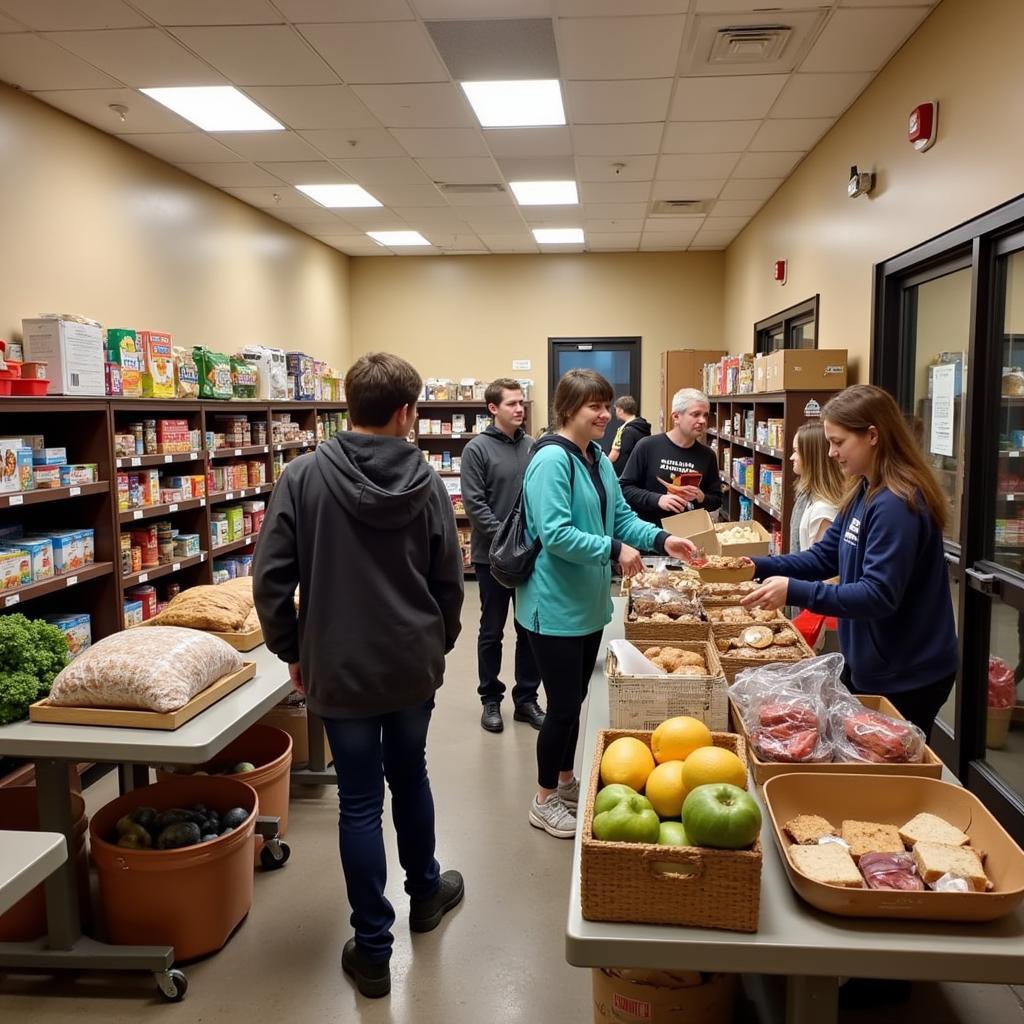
{"left": 898, "top": 812, "right": 970, "bottom": 848}
{"left": 912, "top": 841, "right": 988, "bottom": 891}
{"left": 840, "top": 820, "right": 906, "bottom": 861}
{"left": 784, "top": 814, "right": 838, "bottom": 845}
{"left": 642, "top": 646, "right": 706, "bottom": 674}
{"left": 147, "top": 583, "right": 252, "bottom": 632}
{"left": 789, "top": 844, "right": 863, "bottom": 888}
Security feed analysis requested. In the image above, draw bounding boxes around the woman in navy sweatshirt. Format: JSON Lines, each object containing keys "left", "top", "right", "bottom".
{"left": 740, "top": 384, "right": 958, "bottom": 737}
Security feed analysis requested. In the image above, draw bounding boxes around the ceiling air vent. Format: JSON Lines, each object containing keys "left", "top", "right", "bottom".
{"left": 709, "top": 25, "right": 791, "bottom": 65}
{"left": 439, "top": 183, "right": 506, "bottom": 195}
{"left": 648, "top": 199, "right": 713, "bottom": 217}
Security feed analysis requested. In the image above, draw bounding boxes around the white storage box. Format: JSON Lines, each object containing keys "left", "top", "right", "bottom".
{"left": 22, "top": 317, "right": 105, "bottom": 396}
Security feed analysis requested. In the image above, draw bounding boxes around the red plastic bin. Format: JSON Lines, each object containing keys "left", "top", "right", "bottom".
{"left": 10, "top": 378, "right": 48, "bottom": 396}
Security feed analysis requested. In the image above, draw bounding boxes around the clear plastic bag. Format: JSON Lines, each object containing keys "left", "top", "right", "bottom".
{"left": 829, "top": 696, "right": 926, "bottom": 764}
{"left": 630, "top": 586, "right": 703, "bottom": 620}
{"left": 988, "top": 655, "right": 1016, "bottom": 710}
{"left": 858, "top": 851, "right": 924, "bottom": 891}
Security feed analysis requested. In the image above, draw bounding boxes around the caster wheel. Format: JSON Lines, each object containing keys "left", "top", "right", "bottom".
{"left": 260, "top": 839, "right": 291, "bottom": 870}
{"left": 155, "top": 968, "right": 188, "bottom": 1002}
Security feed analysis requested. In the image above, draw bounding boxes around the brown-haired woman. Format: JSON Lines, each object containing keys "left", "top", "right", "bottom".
{"left": 742, "top": 384, "right": 958, "bottom": 737}
{"left": 791, "top": 420, "right": 849, "bottom": 553}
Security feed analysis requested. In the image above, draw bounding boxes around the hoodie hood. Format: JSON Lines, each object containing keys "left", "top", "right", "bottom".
{"left": 482, "top": 424, "right": 527, "bottom": 444}
{"left": 316, "top": 432, "right": 435, "bottom": 529}
{"left": 624, "top": 416, "right": 651, "bottom": 438}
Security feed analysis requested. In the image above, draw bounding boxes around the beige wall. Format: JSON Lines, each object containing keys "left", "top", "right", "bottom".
{"left": 723, "top": 0, "right": 1024, "bottom": 382}
{"left": 349, "top": 252, "right": 724, "bottom": 424}
{"left": 0, "top": 85, "right": 350, "bottom": 364}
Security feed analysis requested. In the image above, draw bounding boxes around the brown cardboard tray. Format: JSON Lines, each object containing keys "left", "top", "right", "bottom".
{"left": 762, "top": 772, "right": 1024, "bottom": 922}
{"left": 29, "top": 662, "right": 257, "bottom": 730}
{"left": 695, "top": 561, "right": 756, "bottom": 584}
{"left": 209, "top": 624, "right": 264, "bottom": 652}
{"left": 730, "top": 694, "right": 945, "bottom": 784}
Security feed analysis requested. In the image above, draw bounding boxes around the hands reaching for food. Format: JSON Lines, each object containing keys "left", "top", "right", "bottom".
{"left": 617, "top": 543, "right": 645, "bottom": 578}
{"left": 663, "top": 535, "right": 699, "bottom": 562}
{"left": 740, "top": 576, "right": 789, "bottom": 611}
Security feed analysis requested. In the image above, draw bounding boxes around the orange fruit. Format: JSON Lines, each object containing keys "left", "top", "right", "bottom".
{"left": 682, "top": 746, "right": 748, "bottom": 791}
{"left": 600, "top": 737, "right": 656, "bottom": 791}
{"left": 651, "top": 716, "right": 712, "bottom": 764}
{"left": 643, "top": 760, "right": 688, "bottom": 818}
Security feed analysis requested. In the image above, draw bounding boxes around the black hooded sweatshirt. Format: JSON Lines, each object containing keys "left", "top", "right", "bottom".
{"left": 253, "top": 432, "right": 464, "bottom": 719}
{"left": 613, "top": 416, "right": 651, "bottom": 477}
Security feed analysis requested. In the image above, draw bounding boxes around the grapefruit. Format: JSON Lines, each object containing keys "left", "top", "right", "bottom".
{"left": 600, "top": 737, "right": 656, "bottom": 791}
{"left": 651, "top": 716, "right": 712, "bottom": 764}
{"left": 643, "top": 760, "right": 688, "bottom": 818}
{"left": 682, "top": 745, "right": 747, "bottom": 791}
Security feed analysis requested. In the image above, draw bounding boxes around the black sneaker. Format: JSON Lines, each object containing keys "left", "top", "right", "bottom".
{"left": 341, "top": 938, "right": 390, "bottom": 998}
{"left": 480, "top": 701, "right": 503, "bottom": 733}
{"left": 409, "top": 870, "right": 465, "bottom": 933}
{"left": 513, "top": 701, "right": 546, "bottom": 730}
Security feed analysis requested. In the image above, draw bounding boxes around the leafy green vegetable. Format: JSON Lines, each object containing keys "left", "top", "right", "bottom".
{"left": 0, "top": 614, "right": 69, "bottom": 724}
{"left": 0, "top": 671, "right": 42, "bottom": 726}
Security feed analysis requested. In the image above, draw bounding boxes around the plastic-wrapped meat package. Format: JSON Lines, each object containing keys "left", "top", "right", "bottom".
{"left": 988, "top": 656, "right": 1016, "bottom": 710}
{"left": 858, "top": 851, "right": 924, "bottom": 891}
{"left": 830, "top": 700, "right": 926, "bottom": 764}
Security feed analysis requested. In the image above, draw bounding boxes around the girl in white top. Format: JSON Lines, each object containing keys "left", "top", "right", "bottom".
{"left": 792, "top": 421, "right": 848, "bottom": 552}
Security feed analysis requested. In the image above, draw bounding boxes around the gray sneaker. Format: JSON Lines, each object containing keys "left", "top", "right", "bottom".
{"left": 529, "top": 794, "right": 577, "bottom": 839}
{"left": 556, "top": 776, "right": 580, "bottom": 809}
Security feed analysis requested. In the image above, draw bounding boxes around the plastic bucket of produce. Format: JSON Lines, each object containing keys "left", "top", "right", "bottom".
{"left": 0, "top": 787, "right": 89, "bottom": 940}
{"left": 89, "top": 776, "right": 256, "bottom": 962}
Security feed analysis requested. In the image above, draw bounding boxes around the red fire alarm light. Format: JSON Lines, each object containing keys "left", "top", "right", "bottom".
{"left": 909, "top": 101, "right": 938, "bottom": 152}
{"left": 773, "top": 259, "right": 787, "bottom": 284}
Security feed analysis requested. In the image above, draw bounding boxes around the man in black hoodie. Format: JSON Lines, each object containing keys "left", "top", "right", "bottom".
{"left": 608, "top": 395, "right": 651, "bottom": 478}
{"left": 253, "top": 352, "right": 465, "bottom": 999}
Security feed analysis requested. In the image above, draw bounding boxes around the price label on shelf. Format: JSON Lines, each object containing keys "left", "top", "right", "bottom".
{"left": 246, "top": 536, "right": 253, "bottom": 545}
{"left": 133, "top": 510, "right": 143, "bottom": 520}
{"left": 191, "top": 451, "right": 199, "bottom": 460}
{"left": 168, "top": 503, "right": 178, "bottom": 512}
{"left": 7, "top": 495, "right": 22, "bottom": 506}
{"left": 263, "top": 446, "right": 269, "bottom": 453}
{"left": 234, "top": 448, "right": 242, "bottom": 457}
{"left": 66, "top": 576, "right": 78, "bottom": 588}
{"left": 1010, "top": 495, "right": 1017, "bottom": 502}
{"left": 200, "top": 498, "right": 206, "bottom": 507}
{"left": 200, "top": 553, "right": 207, "bottom": 562}
{"left": 173, "top": 562, "right": 181, "bottom": 572}
{"left": 226, "top": 492, "right": 234, "bottom": 501}
{"left": 5, "top": 594, "right": 20, "bottom": 607}
{"left": 131, "top": 457, "right": 141, "bottom": 466}
{"left": 164, "top": 454, "right": 172, "bottom": 463}
{"left": 240, "top": 489, "right": 247, "bottom": 497}
{"left": 69, "top": 486, "right": 81, "bottom": 497}
{"left": 138, "top": 573, "right": 148, "bottom": 583}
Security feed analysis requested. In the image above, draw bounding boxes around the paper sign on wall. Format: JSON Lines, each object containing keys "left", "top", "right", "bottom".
{"left": 930, "top": 363, "right": 955, "bottom": 457}
{"left": 512, "top": 359, "right": 531, "bottom": 371}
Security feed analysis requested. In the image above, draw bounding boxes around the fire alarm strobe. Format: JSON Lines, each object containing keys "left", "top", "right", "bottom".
{"left": 909, "top": 101, "right": 938, "bottom": 152}
{"left": 773, "top": 259, "right": 787, "bottom": 284}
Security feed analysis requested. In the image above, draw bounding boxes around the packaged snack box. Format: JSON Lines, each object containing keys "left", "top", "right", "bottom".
{"left": 33, "top": 466, "right": 62, "bottom": 489}
{"left": 47, "top": 531, "right": 84, "bottom": 573}
{"left": 175, "top": 347, "right": 200, "bottom": 399}
{"left": 0, "top": 549, "right": 30, "bottom": 590}
{"left": 58, "top": 464, "right": 98, "bottom": 487}
{"left": 224, "top": 504, "right": 244, "bottom": 541}
{"left": 139, "top": 330, "right": 174, "bottom": 398}
{"left": 76, "top": 528, "right": 95, "bottom": 564}
{"left": 0, "top": 537, "right": 53, "bottom": 581}
{"left": 107, "top": 328, "right": 144, "bottom": 398}
{"left": 42, "top": 613, "right": 91, "bottom": 658}
{"left": 16, "top": 447, "right": 34, "bottom": 490}
{"left": 194, "top": 347, "right": 233, "bottom": 400}
{"left": 32, "top": 447, "right": 67, "bottom": 466}
{"left": 123, "top": 600, "right": 144, "bottom": 627}
{"left": 0, "top": 438, "right": 22, "bottom": 494}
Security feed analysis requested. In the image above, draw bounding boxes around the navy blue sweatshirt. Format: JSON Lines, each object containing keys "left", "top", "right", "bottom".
{"left": 751, "top": 483, "right": 958, "bottom": 694}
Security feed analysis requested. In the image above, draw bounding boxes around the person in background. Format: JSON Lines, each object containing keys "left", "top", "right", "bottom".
{"left": 461, "top": 378, "right": 544, "bottom": 734}
{"left": 608, "top": 395, "right": 651, "bottom": 478}
{"left": 619, "top": 387, "right": 722, "bottom": 525}
{"left": 741, "top": 384, "right": 958, "bottom": 738}
{"left": 790, "top": 421, "right": 848, "bottom": 554}
{"left": 516, "top": 369, "right": 698, "bottom": 839}
{"left": 253, "top": 352, "right": 465, "bottom": 1000}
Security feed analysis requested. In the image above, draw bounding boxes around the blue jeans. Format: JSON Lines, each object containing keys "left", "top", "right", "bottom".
{"left": 322, "top": 701, "right": 441, "bottom": 962}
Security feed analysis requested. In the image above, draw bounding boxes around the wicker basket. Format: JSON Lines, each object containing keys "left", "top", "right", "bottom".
{"left": 605, "top": 641, "right": 728, "bottom": 731}
{"left": 623, "top": 593, "right": 712, "bottom": 643}
{"left": 580, "top": 729, "right": 762, "bottom": 933}
{"left": 711, "top": 616, "right": 815, "bottom": 683}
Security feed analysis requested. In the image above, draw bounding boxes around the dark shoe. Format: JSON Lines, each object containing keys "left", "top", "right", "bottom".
{"left": 409, "top": 869, "right": 465, "bottom": 933}
{"left": 481, "top": 701, "right": 503, "bottom": 733}
{"left": 513, "top": 701, "right": 546, "bottom": 730}
{"left": 341, "top": 938, "right": 390, "bottom": 998}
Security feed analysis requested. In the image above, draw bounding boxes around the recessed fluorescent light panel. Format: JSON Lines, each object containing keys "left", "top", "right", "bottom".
{"left": 533, "top": 228, "right": 585, "bottom": 244}
{"left": 510, "top": 180, "right": 578, "bottom": 205}
{"left": 140, "top": 86, "right": 282, "bottom": 132}
{"left": 461, "top": 80, "right": 565, "bottom": 127}
{"left": 296, "top": 184, "right": 381, "bottom": 208}
{"left": 367, "top": 231, "right": 431, "bottom": 247}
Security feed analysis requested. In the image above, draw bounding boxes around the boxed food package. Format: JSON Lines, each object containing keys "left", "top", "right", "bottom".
{"left": 241, "top": 345, "right": 288, "bottom": 400}
{"left": 138, "top": 331, "right": 174, "bottom": 398}
{"left": 16, "top": 447, "right": 34, "bottom": 490}
{"left": 174, "top": 347, "right": 200, "bottom": 399}
{"left": 32, "top": 447, "right": 67, "bottom": 466}
{"left": 0, "top": 549, "right": 30, "bottom": 590}
{"left": 48, "top": 530, "right": 85, "bottom": 573}
{"left": 592, "top": 969, "right": 736, "bottom": 1024}
{"left": 58, "top": 464, "right": 97, "bottom": 487}
{"left": 123, "top": 600, "right": 144, "bottom": 627}
{"left": 106, "top": 328, "right": 144, "bottom": 398}
{"left": 173, "top": 533, "right": 201, "bottom": 557}
{"left": 76, "top": 528, "right": 95, "bottom": 564}
{"left": 157, "top": 419, "right": 190, "bottom": 454}
{"left": 22, "top": 316, "right": 105, "bottom": 395}
{"left": 105, "top": 361, "right": 123, "bottom": 396}
{"left": 286, "top": 351, "right": 315, "bottom": 400}
{"left": 715, "top": 521, "right": 771, "bottom": 557}
{"left": 231, "top": 356, "right": 258, "bottom": 399}
{"left": 223, "top": 504, "right": 244, "bottom": 540}
{"left": 764, "top": 349, "right": 848, "bottom": 392}
{"left": 42, "top": 612, "right": 92, "bottom": 658}
{"left": 659, "top": 508, "right": 721, "bottom": 554}
{"left": 33, "top": 466, "right": 62, "bottom": 489}
{"left": 753, "top": 354, "right": 768, "bottom": 393}
{"left": 0, "top": 437, "right": 22, "bottom": 494}
{"left": 194, "top": 347, "right": 233, "bottom": 400}
{"left": 0, "top": 537, "right": 54, "bottom": 581}
{"left": 210, "top": 515, "right": 229, "bottom": 547}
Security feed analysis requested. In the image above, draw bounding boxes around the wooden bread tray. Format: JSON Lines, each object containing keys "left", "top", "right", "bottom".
{"left": 209, "top": 625, "right": 264, "bottom": 652}
{"left": 28, "top": 661, "right": 257, "bottom": 730}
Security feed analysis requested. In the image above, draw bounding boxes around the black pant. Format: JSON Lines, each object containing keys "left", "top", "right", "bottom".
{"left": 526, "top": 628, "right": 604, "bottom": 790}
{"left": 474, "top": 562, "right": 541, "bottom": 707}
{"left": 848, "top": 673, "right": 956, "bottom": 741}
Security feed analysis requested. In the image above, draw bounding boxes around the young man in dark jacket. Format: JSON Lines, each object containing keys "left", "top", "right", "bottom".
{"left": 608, "top": 395, "right": 651, "bottom": 478}
{"left": 253, "top": 352, "right": 465, "bottom": 1000}
{"left": 461, "top": 378, "right": 544, "bottom": 734}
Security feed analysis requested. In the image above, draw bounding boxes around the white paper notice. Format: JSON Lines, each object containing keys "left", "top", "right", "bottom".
{"left": 607, "top": 638, "right": 666, "bottom": 675}
{"left": 930, "top": 363, "right": 955, "bottom": 457}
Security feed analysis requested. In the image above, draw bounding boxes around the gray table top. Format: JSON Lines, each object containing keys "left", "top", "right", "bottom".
{"left": 0, "top": 830, "right": 67, "bottom": 914}
{"left": 565, "top": 600, "right": 1024, "bottom": 985}
{"left": 0, "top": 644, "right": 291, "bottom": 764}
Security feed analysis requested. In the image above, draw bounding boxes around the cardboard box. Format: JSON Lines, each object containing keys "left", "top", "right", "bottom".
{"left": 753, "top": 355, "right": 768, "bottom": 393}
{"left": 33, "top": 466, "right": 62, "bottom": 489}
{"left": 714, "top": 520, "right": 772, "bottom": 556}
{"left": 659, "top": 508, "right": 720, "bottom": 555}
{"left": 123, "top": 600, "right": 144, "bottom": 628}
{"left": 32, "top": 447, "right": 67, "bottom": 466}
{"left": 0, "top": 437, "right": 24, "bottom": 493}
{"left": 764, "top": 349, "right": 848, "bottom": 392}
{"left": 106, "top": 328, "right": 144, "bottom": 397}
{"left": 139, "top": 330, "right": 175, "bottom": 398}
{"left": 22, "top": 317, "right": 105, "bottom": 396}
{"left": 58, "top": 464, "right": 97, "bottom": 487}
{"left": 47, "top": 530, "right": 85, "bottom": 573}
{"left": 43, "top": 612, "right": 91, "bottom": 658}
{"left": 16, "top": 447, "right": 34, "bottom": 491}
{"left": 592, "top": 969, "right": 736, "bottom": 1024}
{"left": 0, "top": 549, "right": 30, "bottom": 590}
{"left": 0, "top": 537, "right": 53, "bottom": 581}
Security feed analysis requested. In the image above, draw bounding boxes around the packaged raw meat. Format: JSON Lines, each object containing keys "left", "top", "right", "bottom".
{"left": 830, "top": 702, "right": 926, "bottom": 764}
{"left": 858, "top": 851, "right": 924, "bottom": 891}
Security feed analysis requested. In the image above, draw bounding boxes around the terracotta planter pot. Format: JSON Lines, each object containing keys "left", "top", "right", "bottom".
{"left": 986, "top": 706, "right": 1013, "bottom": 750}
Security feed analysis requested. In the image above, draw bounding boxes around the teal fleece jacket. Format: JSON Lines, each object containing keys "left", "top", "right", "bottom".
{"left": 515, "top": 440, "right": 666, "bottom": 636}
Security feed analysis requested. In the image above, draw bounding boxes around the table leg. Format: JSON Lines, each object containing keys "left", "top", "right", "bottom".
{"left": 34, "top": 758, "right": 81, "bottom": 951}
{"left": 117, "top": 763, "right": 151, "bottom": 794}
{"left": 786, "top": 976, "right": 838, "bottom": 1024}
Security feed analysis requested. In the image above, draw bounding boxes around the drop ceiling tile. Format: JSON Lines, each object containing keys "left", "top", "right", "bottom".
{"left": 336, "top": 156, "right": 434, "bottom": 184}
{"left": 298, "top": 128, "right": 406, "bottom": 157}
{"left": 693, "top": 0, "right": 824, "bottom": 9}
{"left": 483, "top": 126, "right": 573, "bottom": 157}
{"left": 390, "top": 128, "right": 488, "bottom": 158}
{"left": 840, "top": 0, "right": 936, "bottom": 6}
{"left": 650, "top": 179, "right": 724, "bottom": 199}
{"left": 274, "top": 0, "right": 414, "bottom": 20}
{"left": 558, "top": 0, "right": 687, "bottom": 14}
{"left": 426, "top": 18, "right": 558, "bottom": 80}
{"left": 222, "top": 186, "right": 321, "bottom": 208}
{"left": 119, "top": 132, "right": 245, "bottom": 163}
{"left": 180, "top": 162, "right": 286, "bottom": 186}
{"left": 801, "top": 7, "right": 931, "bottom": 73}
{"left": 770, "top": 72, "right": 872, "bottom": 119}
{"left": 299, "top": 21, "right": 448, "bottom": 84}
{"left": 352, "top": 83, "right": 475, "bottom": 128}
{"left": 732, "top": 151, "right": 803, "bottom": 178}
{"left": 572, "top": 123, "right": 663, "bottom": 156}
{"left": 0, "top": 13, "right": 23, "bottom": 30}
{"left": 712, "top": 199, "right": 764, "bottom": 217}
{"left": 391, "top": 207, "right": 470, "bottom": 228}
{"left": 212, "top": 131, "right": 322, "bottom": 161}
{"left": 256, "top": 160, "right": 353, "bottom": 184}
{"left": 719, "top": 177, "right": 782, "bottom": 201}
{"left": 688, "top": 244, "right": 725, "bottom": 251}
{"left": 480, "top": 235, "right": 540, "bottom": 253}
{"left": 0, "top": 34, "right": 120, "bottom": 89}
{"left": 587, "top": 235, "right": 641, "bottom": 251}
{"left": 271, "top": 207, "right": 355, "bottom": 228}
{"left": 368, "top": 183, "right": 448, "bottom": 206}
{"left": 657, "top": 153, "right": 739, "bottom": 179}
{"left": 583, "top": 203, "right": 647, "bottom": 220}
{"left": 413, "top": 0, "right": 552, "bottom": 16}
{"left": 171, "top": 26, "right": 337, "bottom": 86}
{"left": 31, "top": 88, "right": 195, "bottom": 133}
{"left": 443, "top": 189, "right": 515, "bottom": 207}
{"left": 580, "top": 181, "right": 652, "bottom": 203}
{"left": 498, "top": 155, "right": 575, "bottom": 180}
{"left": 243, "top": 85, "right": 380, "bottom": 130}
{"left": 670, "top": 75, "right": 787, "bottom": 121}
{"left": 749, "top": 117, "right": 833, "bottom": 152}
{"left": 691, "top": 230, "right": 738, "bottom": 246}
{"left": 131, "top": 0, "right": 283, "bottom": 24}
{"left": 317, "top": 235, "right": 393, "bottom": 254}
{"left": 583, "top": 218, "right": 643, "bottom": 233}
{"left": 520, "top": 205, "right": 585, "bottom": 224}
{"left": 577, "top": 155, "right": 656, "bottom": 182}
{"left": 700, "top": 216, "right": 749, "bottom": 232}
{"left": 416, "top": 157, "right": 503, "bottom": 184}
{"left": 640, "top": 239, "right": 691, "bottom": 251}
{"left": 460, "top": 206, "right": 527, "bottom": 228}
{"left": 45, "top": 29, "right": 225, "bottom": 87}
{"left": 0, "top": 0, "right": 148, "bottom": 29}
{"left": 661, "top": 120, "right": 759, "bottom": 154}
{"left": 566, "top": 79, "right": 672, "bottom": 124}
{"left": 440, "top": 234, "right": 489, "bottom": 253}
{"left": 641, "top": 221, "right": 700, "bottom": 241}
{"left": 325, "top": 207, "right": 408, "bottom": 226}
{"left": 559, "top": 15, "right": 685, "bottom": 80}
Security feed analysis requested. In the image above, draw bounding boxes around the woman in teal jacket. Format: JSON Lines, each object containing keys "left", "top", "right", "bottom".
{"left": 518, "top": 369, "right": 697, "bottom": 839}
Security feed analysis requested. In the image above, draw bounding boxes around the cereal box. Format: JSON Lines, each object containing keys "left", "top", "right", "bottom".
{"left": 123, "top": 600, "right": 144, "bottom": 628}
{"left": 47, "top": 531, "right": 84, "bottom": 573}
{"left": 42, "top": 613, "right": 91, "bottom": 658}
{"left": 32, "top": 448, "right": 67, "bottom": 466}
{"left": 139, "top": 331, "right": 175, "bottom": 398}
{"left": 0, "top": 549, "right": 30, "bottom": 590}
{"left": 0, "top": 437, "right": 24, "bottom": 494}
{"left": 0, "top": 537, "right": 53, "bottom": 581}
{"left": 58, "top": 464, "right": 97, "bottom": 487}
{"left": 76, "top": 528, "right": 95, "bottom": 564}
{"left": 16, "top": 447, "right": 34, "bottom": 490}
{"left": 33, "top": 466, "right": 62, "bottom": 489}
{"left": 107, "top": 329, "right": 144, "bottom": 398}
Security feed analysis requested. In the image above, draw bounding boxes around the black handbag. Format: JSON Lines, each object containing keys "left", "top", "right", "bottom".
{"left": 488, "top": 440, "right": 575, "bottom": 589}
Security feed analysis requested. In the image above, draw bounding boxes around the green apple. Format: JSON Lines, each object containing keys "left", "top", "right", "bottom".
{"left": 232, "top": 761, "right": 256, "bottom": 774}
{"left": 593, "top": 794, "right": 660, "bottom": 844}
{"left": 594, "top": 783, "right": 642, "bottom": 816}
{"left": 682, "top": 783, "right": 761, "bottom": 850}
{"left": 658, "top": 821, "right": 690, "bottom": 846}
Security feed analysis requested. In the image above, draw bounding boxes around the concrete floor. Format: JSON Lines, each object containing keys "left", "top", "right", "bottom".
{"left": 1, "top": 583, "right": 1023, "bottom": 1023}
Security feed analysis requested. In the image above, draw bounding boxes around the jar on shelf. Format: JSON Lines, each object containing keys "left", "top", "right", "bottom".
{"left": 1002, "top": 367, "right": 1024, "bottom": 397}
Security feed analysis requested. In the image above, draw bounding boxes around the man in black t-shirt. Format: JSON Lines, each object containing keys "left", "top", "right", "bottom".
{"left": 619, "top": 387, "right": 723, "bottom": 526}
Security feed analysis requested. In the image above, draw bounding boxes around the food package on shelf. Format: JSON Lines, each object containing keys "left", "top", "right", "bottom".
{"left": 241, "top": 346, "right": 288, "bottom": 400}
{"left": 139, "top": 331, "right": 174, "bottom": 398}
{"left": 286, "top": 351, "right": 315, "bottom": 400}
{"left": 174, "top": 347, "right": 200, "bottom": 399}
{"left": 194, "top": 347, "right": 233, "bottom": 400}
{"left": 106, "top": 329, "right": 144, "bottom": 398}
{"left": 23, "top": 315, "right": 105, "bottom": 396}
{"left": 230, "top": 356, "right": 258, "bottom": 400}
